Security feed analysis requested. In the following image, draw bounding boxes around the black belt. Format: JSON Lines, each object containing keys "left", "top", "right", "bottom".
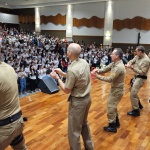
{"left": 135, "top": 75, "right": 147, "bottom": 79}
{"left": 0, "top": 111, "right": 22, "bottom": 126}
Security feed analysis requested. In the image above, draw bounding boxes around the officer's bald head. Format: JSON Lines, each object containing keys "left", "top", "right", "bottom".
{"left": 67, "top": 43, "right": 81, "bottom": 58}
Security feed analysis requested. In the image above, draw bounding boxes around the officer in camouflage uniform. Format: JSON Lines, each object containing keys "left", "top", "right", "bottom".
{"left": 92, "top": 48, "right": 125, "bottom": 133}
{"left": 126, "top": 45, "right": 150, "bottom": 116}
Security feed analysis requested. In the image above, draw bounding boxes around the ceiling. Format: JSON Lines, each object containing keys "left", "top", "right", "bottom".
{"left": 0, "top": 0, "right": 126, "bottom": 9}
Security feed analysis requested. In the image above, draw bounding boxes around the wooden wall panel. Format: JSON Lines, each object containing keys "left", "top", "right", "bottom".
{"left": 113, "top": 16, "right": 150, "bottom": 31}
{"left": 41, "top": 14, "right": 66, "bottom": 25}
{"left": 19, "top": 14, "right": 104, "bottom": 28}
{"left": 73, "top": 16, "right": 104, "bottom": 28}
{"left": 19, "top": 15, "right": 35, "bottom": 23}
{"left": 18, "top": 15, "right": 150, "bottom": 32}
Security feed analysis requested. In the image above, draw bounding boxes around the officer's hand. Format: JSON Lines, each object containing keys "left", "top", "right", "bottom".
{"left": 95, "top": 73, "right": 100, "bottom": 79}
{"left": 54, "top": 68, "right": 63, "bottom": 75}
{"left": 50, "top": 71, "right": 59, "bottom": 79}
{"left": 91, "top": 69, "right": 96, "bottom": 76}
{"left": 92, "top": 68, "right": 99, "bottom": 73}
{"left": 125, "top": 63, "right": 131, "bottom": 68}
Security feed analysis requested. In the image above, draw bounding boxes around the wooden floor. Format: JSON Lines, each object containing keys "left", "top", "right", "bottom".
{"left": 6, "top": 68, "right": 150, "bottom": 150}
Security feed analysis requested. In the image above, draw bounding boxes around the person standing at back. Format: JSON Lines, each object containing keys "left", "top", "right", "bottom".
{"left": 92, "top": 48, "right": 125, "bottom": 133}
{"left": 125, "top": 45, "right": 150, "bottom": 116}
{"left": 50, "top": 43, "right": 94, "bottom": 150}
{"left": 0, "top": 49, "right": 27, "bottom": 150}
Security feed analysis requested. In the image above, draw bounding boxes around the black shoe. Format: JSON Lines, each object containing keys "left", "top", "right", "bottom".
{"left": 116, "top": 116, "right": 120, "bottom": 128}
{"left": 139, "top": 101, "right": 143, "bottom": 109}
{"left": 23, "top": 117, "right": 28, "bottom": 122}
{"left": 127, "top": 109, "right": 140, "bottom": 116}
{"left": 103, "top": 123, "right": 117, "bottom": 133}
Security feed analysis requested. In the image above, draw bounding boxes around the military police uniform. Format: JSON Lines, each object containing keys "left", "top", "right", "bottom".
{"left": 0, "top": 62, "right": 27, "bottom": 150}
{"left": 97, "top": 60, "right": 125, "bottom": 131}
{"left": 128, "top": 54, "right": 150, "bottom": 115}
{"left": 65, "top": 58, "right": 94, "bottom": 150}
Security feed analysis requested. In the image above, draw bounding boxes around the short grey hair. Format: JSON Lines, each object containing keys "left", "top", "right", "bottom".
{"left": 114, "top": 48, "right": 123, "bottom": 59}
{"left": 136, "top": 45, "right": 145, "bottom": 53}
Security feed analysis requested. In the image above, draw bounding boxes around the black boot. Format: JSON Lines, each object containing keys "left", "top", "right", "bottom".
{"left": 103, "top": 123, "right": 117, "bottom": 133}
{"left": 116, "top": 116, "right": 120, "bottom": 128}
{"left": 127, "top": 109, "right": 140, "bottom": 116}
{"left": 139, "top": 100, "right": 143, "bottom": 109}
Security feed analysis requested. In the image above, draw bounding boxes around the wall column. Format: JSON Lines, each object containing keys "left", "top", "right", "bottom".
{"left": 35, "top": 7, "right": 41, "bottom": 34}
{"left": 103, "top": 1, "right": 114, "bottom": 48}
{"left": 66, "top": 4, "right": 73, "bottom": 41}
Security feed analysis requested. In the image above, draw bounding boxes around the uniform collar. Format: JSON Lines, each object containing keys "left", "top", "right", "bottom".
{"left": 69, "top": 58, "right": 80, "bottom": 68}
{"left": 138, "top": 53, "right": 145, "bottom": 59}
{"left": 114, "top": 60, "right": 122, "bottom": 66}
{"left": 71, "top": 58, "right": 80, "bottom": 64}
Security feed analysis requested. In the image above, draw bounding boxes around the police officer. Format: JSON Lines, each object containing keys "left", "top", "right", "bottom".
{"left": 50, "top": 43, "right": 94, "bottom": 150}
{"left": 92, "top": 48, "right": 125, "bottom": 133}
{"left": 0, "top": 50, "right": 27, "bottom": 149}
{"left": 125, "top": 46, "right": 150, "bottom": 116}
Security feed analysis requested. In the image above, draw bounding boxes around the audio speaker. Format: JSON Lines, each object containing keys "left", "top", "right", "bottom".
{"left": 38, "top": 77, "right": 59, "bottom": 94}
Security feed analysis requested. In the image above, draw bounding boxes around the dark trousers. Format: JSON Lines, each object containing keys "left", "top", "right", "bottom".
{"left": 30, "top": 79, "right": 36, "bottom": 91}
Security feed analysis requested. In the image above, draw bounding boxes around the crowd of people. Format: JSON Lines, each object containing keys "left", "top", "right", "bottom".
{"left": 0, "top": 26, "right": 150, "bottom": 150}
{"left": 0, "top": 27, "right": 136, "bottom": 96}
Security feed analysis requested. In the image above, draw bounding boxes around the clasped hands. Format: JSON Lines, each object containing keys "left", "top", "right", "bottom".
{"left": 91, "top": 68, "right": 100, "bottom": 78}
{"left": 125, "top": 63, "right": 134, "bottom": 69}
{"left": 50, "top": 68, "right": 62, "bottom": 79}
